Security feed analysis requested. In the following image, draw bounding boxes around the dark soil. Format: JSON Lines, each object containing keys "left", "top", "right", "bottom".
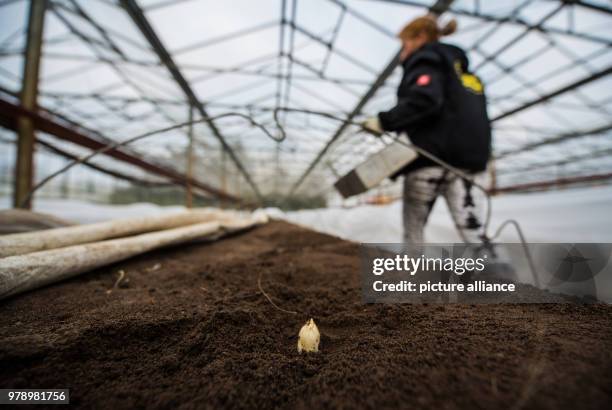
{"left": 1, "top": 221, "right": 611, "bottom": 409}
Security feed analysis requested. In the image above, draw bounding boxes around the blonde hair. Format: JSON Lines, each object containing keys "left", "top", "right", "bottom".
{"left": 398, "top": 15, "right": 457, "bottom": 42}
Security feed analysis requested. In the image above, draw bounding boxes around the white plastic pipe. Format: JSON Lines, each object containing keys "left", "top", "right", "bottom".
{"left": 0, "top": 209, "right": 242, "bottom": 258}
{"left": 0, "top": 213, "right": 267, "bottom": 300}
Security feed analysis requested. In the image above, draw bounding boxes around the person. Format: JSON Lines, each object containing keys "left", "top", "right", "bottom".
{"left": 362, "top": 15, "right": 492, "bottom": 246}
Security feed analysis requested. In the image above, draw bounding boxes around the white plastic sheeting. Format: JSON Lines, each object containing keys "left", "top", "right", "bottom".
{"left": 274, "top": 185, "right": 612, "bottom": 243}
{"left": 0, "top": 197, "right": 185, "bottom": 224}
{"left": 1, "top": 184, "right": 611, "bottom": 243}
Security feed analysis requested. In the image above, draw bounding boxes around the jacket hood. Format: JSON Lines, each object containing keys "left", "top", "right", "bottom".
{"left": 403, "top": 42, "right": 469, "bottom": 72}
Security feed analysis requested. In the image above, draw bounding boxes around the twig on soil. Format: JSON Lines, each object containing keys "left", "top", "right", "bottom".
{"left": 112, "top": 270, "right": 126, "bottom": 289}
{"left": 257, "top": 271, "right": 298, "bottom": 315}
{"left": 106, "top": 269, "right": 126, "bottom": 294}
{"left": 146, "top": 263, "right": 161, "bottom": 272}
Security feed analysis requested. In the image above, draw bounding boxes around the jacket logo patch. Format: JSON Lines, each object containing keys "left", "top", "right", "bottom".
{"left": 461, "top": 74, "right": 484, "bottom": 94}
{"left": 454, "top": 61, "right": 484, "bottom": 94}
{"left": 416, "top": 74, "right": 431, "bottom": 86}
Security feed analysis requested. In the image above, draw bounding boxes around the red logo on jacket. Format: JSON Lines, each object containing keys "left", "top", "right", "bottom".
{"left": 416, "top": 74, "right": 431, "bottom": 86}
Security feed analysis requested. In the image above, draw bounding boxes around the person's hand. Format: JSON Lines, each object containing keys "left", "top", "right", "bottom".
{"left": 362, "top": 116, "right": 383, "bottom": 136}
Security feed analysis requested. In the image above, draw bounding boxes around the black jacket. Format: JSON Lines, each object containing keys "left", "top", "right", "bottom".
{"left": 378, "top": 42, "right": 491, "bottom": 174}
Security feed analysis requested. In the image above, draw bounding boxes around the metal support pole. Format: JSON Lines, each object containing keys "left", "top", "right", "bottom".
{"left": 14, "top": 0, "right": 46, "bottom": 209}
{"left": 215, "top": 149, "right": 227, "bottom": 209}
{"left": 489, "top": 160, "right": 497, "bottom": 195}
{"left": 491, "top": 65, "right": 612, "bottom": 122}
{"left": 493, "top": 172, "right": 612, "bottom": 194}
{"left": 185, "top": 104, "right": 194, "bottom": 208}
{"left": 120, "top": 0, "right": 263, "bottom": 203}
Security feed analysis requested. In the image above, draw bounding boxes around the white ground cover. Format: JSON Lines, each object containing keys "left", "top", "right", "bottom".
{"left": 2, "top": 184, "right": 611, "bottom": 242}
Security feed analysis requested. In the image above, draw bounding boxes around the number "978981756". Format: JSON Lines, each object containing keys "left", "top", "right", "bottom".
{"left": 0, "top": 389, "right": 69, "bottom": 404}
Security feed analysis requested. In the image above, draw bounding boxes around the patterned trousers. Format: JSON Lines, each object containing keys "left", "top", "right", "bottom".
{"left": 402, "top": 166, "right": 489, "bottom": 246}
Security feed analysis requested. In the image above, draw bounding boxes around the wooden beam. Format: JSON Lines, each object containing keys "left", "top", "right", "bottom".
{"left": 14, "top": 0, "right": 46, "bottom": 209}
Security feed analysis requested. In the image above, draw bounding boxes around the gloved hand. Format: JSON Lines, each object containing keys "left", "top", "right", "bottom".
{"left": 362, "top": 116, "right": 383, "bottom": 136}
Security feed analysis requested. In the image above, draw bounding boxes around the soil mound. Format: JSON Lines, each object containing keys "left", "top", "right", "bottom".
{"left": 1, "top": 221, "right": 611, "bottom": 409}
